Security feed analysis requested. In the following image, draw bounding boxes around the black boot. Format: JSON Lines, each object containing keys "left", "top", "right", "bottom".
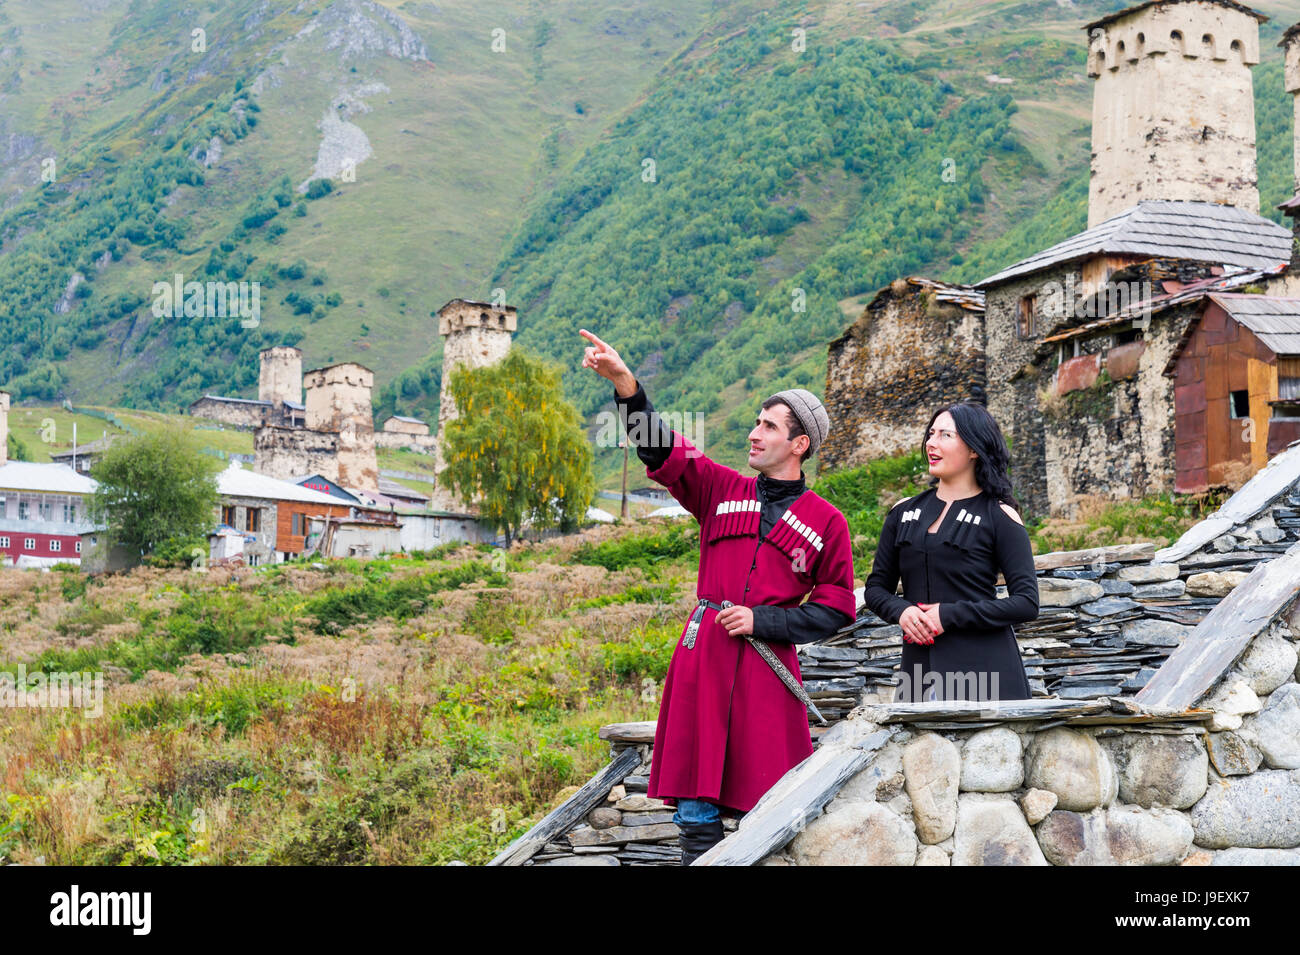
{"left": 678, "top": 818, "right": 724, "bottom": 866}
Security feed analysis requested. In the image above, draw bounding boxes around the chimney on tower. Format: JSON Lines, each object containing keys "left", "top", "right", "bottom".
{"left": 1084, "top": 0, "right": 1266, "bottom": 228}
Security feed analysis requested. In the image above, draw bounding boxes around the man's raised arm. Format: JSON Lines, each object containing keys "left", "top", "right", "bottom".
{"left": 580, "top": 328, "right": 724, "bottom": 520}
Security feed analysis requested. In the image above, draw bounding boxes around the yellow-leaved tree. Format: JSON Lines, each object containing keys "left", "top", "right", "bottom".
{"left": 442, "top": 349, "right": 595, "bottom": 545}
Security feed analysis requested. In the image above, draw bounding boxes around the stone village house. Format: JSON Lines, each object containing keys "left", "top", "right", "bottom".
{"left": 823, "top": 0, "right": 1300, "bottom": 519}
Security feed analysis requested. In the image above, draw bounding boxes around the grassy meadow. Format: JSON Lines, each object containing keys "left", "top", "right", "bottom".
{"left": 0, "top": 446, "right": 1225, "bottom": 866}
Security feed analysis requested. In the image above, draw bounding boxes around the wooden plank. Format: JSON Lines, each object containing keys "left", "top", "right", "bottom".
{"left": 695, "top": 726, "right": 895, "bottom": 866}
{"left": 1248, "top": 356, "right": 1276, "bottom": 473}
{"left": 1138, "top": 539, "right": 1300, "bottom": 710}
{"left": 598, "top": 721, "right": 656, "bottom": 744}
{"left": 488, "top": 746, "right": 643, "bottom": 866}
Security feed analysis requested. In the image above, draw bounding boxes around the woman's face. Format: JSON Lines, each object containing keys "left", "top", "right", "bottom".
{"left": 926, "top": 411, "right": 977, "bottom": 481}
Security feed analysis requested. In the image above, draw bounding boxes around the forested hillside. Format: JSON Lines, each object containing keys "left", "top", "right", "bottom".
{"left": 3, "top": 0, "right": 1300, "bottom": 482}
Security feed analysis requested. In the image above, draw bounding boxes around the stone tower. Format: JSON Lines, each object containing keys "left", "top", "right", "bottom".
{"left": 1085, "top": 0, "right": 1265, "bottom": 228}
{"left": 431, "top": 299, "right": 517, "bottom": 511}
{"left": 259, "top": 346, "right": 303, "bottom": 408}
{"left": 304, "top": 362, "right": 379, "bottom": 491}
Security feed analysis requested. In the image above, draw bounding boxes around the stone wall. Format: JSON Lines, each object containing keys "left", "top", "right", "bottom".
{"left": 984, "top": 272, "right": 1054, "bottom": 517}
{"left": 216, "top": 495, "right": 278, "bottom": 565}
{"left": 190, "top": 396, "right": 266, "bottom": 430}
{"left": 820, "top": 279, "right": 985, "bottom": 472}
{"left": 764, "top": 613, "right": 1299, "bottom": 867}
{"left": 253, "top": 425, "right": 340, "bottom": 482}
{"left": 836, "top": 453, "right": 1300, "bottom": 708}
{"left": 1040, "top": 301, "right": 1196, "bottom": 518}
{"left": 374, "top": 431, "right": 437, "bottom": 453}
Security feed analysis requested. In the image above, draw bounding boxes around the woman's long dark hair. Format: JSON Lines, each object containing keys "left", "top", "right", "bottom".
{"left": 923, "top": 401, "right": 1022, "bottom": 514}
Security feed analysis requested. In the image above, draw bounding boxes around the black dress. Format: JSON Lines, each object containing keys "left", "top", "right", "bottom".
{"left": 863, "top": 487, "right": 1038, "bottom": 702}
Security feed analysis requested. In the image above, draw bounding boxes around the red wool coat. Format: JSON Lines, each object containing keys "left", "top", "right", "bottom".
{"left": 643, "top": 431, "right": 856, "bottom": 813}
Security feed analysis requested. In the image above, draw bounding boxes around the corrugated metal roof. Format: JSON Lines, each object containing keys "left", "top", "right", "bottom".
{"left": 975, "top": 201, "right": 1292, "bottom": 288}
{"left": 0, "top": 462, "right": 97, "bottom": 494}
{"left": 1208, "top": 293, "right": 1300, "bottom": 355}
{"left": 217, "top": 462, "right": 344, "bottom": 505}
{"left": 192, "top": 394, "right": 270, "bottom": 406}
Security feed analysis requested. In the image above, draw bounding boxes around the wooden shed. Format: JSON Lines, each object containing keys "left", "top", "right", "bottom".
{"left": 1166, "top": 293, "right": 1300, "bottom": 492}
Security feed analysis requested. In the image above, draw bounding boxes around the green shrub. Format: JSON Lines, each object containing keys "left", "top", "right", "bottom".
{"left": 572, "top": 523, "right": 698, "bottom": 574}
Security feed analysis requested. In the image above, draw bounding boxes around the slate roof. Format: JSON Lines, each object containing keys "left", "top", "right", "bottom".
{"left": 974, "top": 201, "right": 1292, "bottom": 288}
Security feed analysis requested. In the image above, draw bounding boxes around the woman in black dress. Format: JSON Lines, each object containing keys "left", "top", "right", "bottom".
{"left": 863, "top": 402, "right": 1038, "bottom": 702}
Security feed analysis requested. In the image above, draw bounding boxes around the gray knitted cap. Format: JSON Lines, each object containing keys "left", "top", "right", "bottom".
{"left": 766, "top": 388, "right": 830, "bottom": 456}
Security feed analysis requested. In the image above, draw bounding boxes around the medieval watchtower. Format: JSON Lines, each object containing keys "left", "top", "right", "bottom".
{"left": 430, "top": 299, "right": 517, "bottom": 510}
{"left": 259, "top": 346, "right": 302, "bottom": 407}
{"left": 303, "top": 362, "right": 379, "bottom": 491}
{"left": 1086, "top": 0, "right": 1265, "bottom": 227}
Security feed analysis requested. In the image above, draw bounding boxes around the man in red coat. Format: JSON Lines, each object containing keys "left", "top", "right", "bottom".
{"left": 580, "top": 330, "right": 856, "bottom": 864}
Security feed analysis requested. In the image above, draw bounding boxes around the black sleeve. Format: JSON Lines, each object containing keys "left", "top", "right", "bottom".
{"left": 939, "top": 503, "right": 1040, "bottom": 630}
{"left": 862, "top": 504, "right": 914, "bottom": 625}
{"left": 613, "top": 380, "right": 672, "bottom": 470}
{"left": 751, "top": 601, "right": 854, "bottom": 645}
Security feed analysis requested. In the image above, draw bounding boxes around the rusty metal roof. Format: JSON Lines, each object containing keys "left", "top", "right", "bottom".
{"left": 975, "top": 201, "right": 1291, "bottom": 289}
{"left": 1036, "top": 263, "right": 1285, "bottom": 351}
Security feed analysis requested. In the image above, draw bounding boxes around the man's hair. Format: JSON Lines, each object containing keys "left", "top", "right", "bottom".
{"left": 760, "top": 397, "right": 810, "bottom": 463}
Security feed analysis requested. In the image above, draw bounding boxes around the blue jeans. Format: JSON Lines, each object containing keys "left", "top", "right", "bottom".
{"left": 673, "top": 798, "right": 720, "bottom": 827}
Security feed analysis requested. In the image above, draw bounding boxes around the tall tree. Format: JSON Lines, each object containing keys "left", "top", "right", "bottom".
{"left": 88, "top": 427, "right": 221, "bottom": 560}
{"left": 442, "top": 350, "right": 594, "bottom": 545}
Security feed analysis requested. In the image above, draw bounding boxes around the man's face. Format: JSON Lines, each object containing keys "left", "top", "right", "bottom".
{"left": 748, "top": 404, "right": 805, "bottom": 472}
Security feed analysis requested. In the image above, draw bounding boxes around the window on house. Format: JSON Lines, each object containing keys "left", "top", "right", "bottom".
{"left": 17, "top": 501, "right": 28, "bottom": 520}
{"left": 1230, "top": 390, "right": 1250, "bottom": 418}
{"left": 1017, "top": 294, "right": 1037, "bottom": 339}
{"left": 1114, "top": 327, "right": 1142, "bottom": 346}
{"left": 246, "top": 508, "right": 260, "bottom": 533}
{"left": 221, "top": 505, "right": 237, "bottom": 526}
{"left": 24, "top": 538, "right": 35, "bottom": 550}
{"left": 0, "top": 537, "right": 8, "bottom": 548}
{"left": 75, "top": 541, "right": 82, "bottom": 553}
{"left": 50, "top": 540, "right": 60, "bottom": 552}
{"left": 1280, "top": 358, "right": 1300, "bottom": 400}
{"left": 291, "top": 512, "right": 305, "bottom": 536}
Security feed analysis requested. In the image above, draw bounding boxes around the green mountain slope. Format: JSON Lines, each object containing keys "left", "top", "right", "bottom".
{"left": 0, "top": 0, "right": 724, "bottom": 404}
{"left": 3, "top": 0, "right": 1300, "bottom": 488}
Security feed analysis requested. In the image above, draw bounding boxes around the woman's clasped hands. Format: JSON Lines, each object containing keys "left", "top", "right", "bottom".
{"left": 900, "top": 602, "right": 944, "bottom": 645}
